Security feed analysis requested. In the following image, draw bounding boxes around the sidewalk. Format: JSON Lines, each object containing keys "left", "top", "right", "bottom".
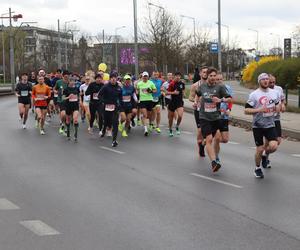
{"left": 183, "top": 99, "right": 300, "bottom": 140}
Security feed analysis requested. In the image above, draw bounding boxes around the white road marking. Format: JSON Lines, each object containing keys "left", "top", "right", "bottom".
{"left": 291, "top": 154, "right": 300, "bottom": 158}
{"left": 0, "top": 198, "right": 20, "bottom": 210}
{"left": 228, "top": 141, "right": 240, "bottom": 145}
{"left": 100, "top": 146, "right": 125, "bottom": 155}
{"left": 20, "top": 220, "right": 60, "bottom": 236}
{"left": 190, "top": 173, "right": 243, "bottom": 189}
{"left": 181, "top": 131, "right": 193, "bottom": 135}
{"left": 250, "top": 147, "right": 256, "bottom": 150}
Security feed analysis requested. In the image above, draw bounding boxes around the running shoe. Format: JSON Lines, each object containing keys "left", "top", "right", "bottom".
{"left": 137, "top": 120, "right": 142, "bottom": 126}
{"left": 131, "top": 119, "right": 136, "bottom": 127}
{"left": 112, "top": 140, "right": 118, "bottom": 147}
{"left": 169, "top": 130, "right": 174, "bottom": 137}
{"left": 107, "top": 130, "right": 112, "bottom": 137}
{"left": 22, "top": 124, "right": 26, "bottom": 129}
{"left": 176, "top": 127, "right": 181, "bottom": 135}
{"left": 144, "top": 128, "right": 149, "bottom": 136}
{"left": 261, "top": 155, "right": 268, "bottom": 168}
{"left": 199, "top": 143, "right": 205, "bottom": 157}
{"left": 122, "top": 130, "right": 128, "bottom": 137}
{"left": 88, "top": 127, "right": 94, "bottom": 135}
{"left": 254, "top": 168, "right": 264, "bottom": 178}
{"left": 118, "top": 123, "right": 123, "bottom": 132}
{"left": 155, "top": 127, "right": 161, "bottom": 133}
{"left": 266, "top": 159, "right": 271, "bottom": 168}
{"left": 211, "top": 160, "right": 221, "bottom": 172}
{"left": 148, "top": 124, "right": 154, "bottom": 132}
{"left": 59, "top": 127, "right": 64, "bottom": 134}
{"left": 40, "top": 129, "right": 45, "bottom": 135}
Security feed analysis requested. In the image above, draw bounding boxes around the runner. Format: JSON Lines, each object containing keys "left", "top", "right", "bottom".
{"left": 133, "top": 73, "right": 143, "bottom": 126}
{"left": 15, "top": 73, "right": 32, "bottom": 129}
{"left": 79, "top": 75, "right": 92, "bottom": 132}
{"left": 194, "top": 67, "right": 232, "bottom": 172}
{"left": 150, "top": 71, "right": 163, "bottom": 133}
{"left": 214, "top": 73, "right": 233, "bottom": 162}
{"left": 189, "top": 66, "right": 208, "bottom": 157}
{"left": 99, "top": 72, "right": 122, "bottom": 147}
{"left": 85, "top": 73, "right": 104, "bottom": 135}
{"left": 119, "top": 74, "right": 138, "bottom": 137}
{"left": 31, "top": 76, "right": 51, "bottom": 135}
{"left": 63, "top": 77, "right": 80, "bottom": 142}
{"left": 52, "top": 69, "right": 62, "bottom": 114}
{"left": 54, "top": 71, "right": 70, "bottom": 135}
{"left": 136, "top": 71, "right": 157, "bottom": 136}
{"left": 261, "top": 74, "right": 286, "bottom": 168}
{"left": 245, "top": 73, "right": 280, "bottom": 178}
{"left": 167, "top": 72, "right": 185, "bottom": 136}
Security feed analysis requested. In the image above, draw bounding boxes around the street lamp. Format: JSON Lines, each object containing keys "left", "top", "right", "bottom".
{"left": 133, "top": 0, "right": 139, "bottom": 78}
{"left": 148, "top": 2, "right": 164, "bottom": 10}
{"left": 180, "top": 15, "right": 196, "bottom": 46}
{"left": 216, "top": 22, "right": 229, "bottom": 78}
{"left": 115, "top": 25, "right": 126, "bottom": 72}
{"left": 64, "top": 20, "right": 76, "bottom": 69}
{"left": 217, "top": 0, "right": 222, "bottom": 72}
{"left": 248, "top": 28, "right": 259, "bottom": 55}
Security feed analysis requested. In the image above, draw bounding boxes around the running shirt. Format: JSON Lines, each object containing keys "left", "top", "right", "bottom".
{"left": 15, "top": 82, "right": 32, "bottom": 103}
{"left": 246, "top": 88, "right": 280, "bottom": 128}
{"left": 122, "top": 85, "right": 135, "bottom": 108}
{"left": 150, "top": 78, "right": 163, "bottom": 102}
{"left": 162, "top": 81, "right": 172, "bottom": 100}
{"left": 79, "top": 83, "right": 90, "bottom": 103}
{"left": 85, "top": 82, "right": 104, "bottom": 104}
{"left": 55, "top": 79, "right": 69, "bottom": 103}
{"left": 196, "top": 83, "right": 230, "bottom": 121}
{"left": 273, "top": 85, "right": 285, "bottom": 121}
{"left": 63, "top": 86, "right": 80, "bottom": 104}
{"left": 32, "top": 84, "right": 51, "bottom": 107}
{"left": 168, "top": 80, "right": 185, "bottom": 103}
{"left": 99, "top": 82, "right": 122, "bottom": 111}
{"left": 137, "top": 80, "right": 156, "bottom": 102}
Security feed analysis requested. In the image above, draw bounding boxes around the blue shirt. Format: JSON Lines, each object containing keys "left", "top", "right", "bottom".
{"left": 122, "top": 85, "right": 135, "bottom": 107}
{"left": 150, "top": 78, "right": 163, "bottom": 101}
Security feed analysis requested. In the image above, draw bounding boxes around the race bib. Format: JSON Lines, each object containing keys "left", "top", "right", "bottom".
{"left": 153, "top": 96, "right": 159, "bottom": 102}
{"left": 35, "top": 94, "right": 45, "bottom": 101}
{"left": 123, "top": 95, "right": 131, "bottom": 102}
{"left": 69, "top": 94, "right": 78, "bottom": 102}
{"left": 54, "top": 93, "right": 58, "bottom": 98}
{"left": 21, "top": 90, "right": 28, "bottom": 97}
{"left": 105, "top": 104, "right": 115, "bottom": 111}
{"left": 93, "top": 93, "right": 99, "bottom": 100}
{"left": 142, "top": 88, "right": 148, "bottom": 94}
{"left": 204, "top": 102, "right": 217, "bottom": 113}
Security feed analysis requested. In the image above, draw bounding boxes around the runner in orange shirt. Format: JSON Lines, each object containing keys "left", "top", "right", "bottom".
{"left": 32, "top": 76, "right": 51, "bottom": 135}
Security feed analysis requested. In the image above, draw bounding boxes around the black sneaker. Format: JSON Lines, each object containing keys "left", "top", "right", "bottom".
{"left": 266, "top": 159, "right": 271, "bottom": 168}
{"left": 261, "top": 155, "right": 268, "bottom": 168}
{"left": 212, "top": 160, "right": 221, "bottom": 172}
{"left": 199, "top": 143, "right": 205, "bottom": 157}
{"left": 254, "top": 168, "right": 264, "bottom": 178}
{"left": 112, "top": 140, "right": 118, "bottom": 147}
{"left": 131, "top": 119, "right": 136, "bottom": 128}
{"left": 144, "top": 130, "right": 149, "bottom": 136}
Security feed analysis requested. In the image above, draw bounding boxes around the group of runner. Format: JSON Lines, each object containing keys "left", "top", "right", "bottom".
{"left": 15, "top": 66, "right": 286, "bottom": 178}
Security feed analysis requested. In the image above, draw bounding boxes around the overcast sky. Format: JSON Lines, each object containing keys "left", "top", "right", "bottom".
{"left": 1, "top": 0, "right": 299, "bottom": 52}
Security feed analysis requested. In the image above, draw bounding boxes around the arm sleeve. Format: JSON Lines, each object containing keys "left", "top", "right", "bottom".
{"left": 85, "top": 84, "right": 92, "bottom": 96}
{"left": 151, "top": 82, "right": 157, "bottom": 90}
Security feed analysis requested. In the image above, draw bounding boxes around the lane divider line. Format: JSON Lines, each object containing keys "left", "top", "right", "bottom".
{"left": 190, "top": 173, "right": 243, "bottom": 189}
{"left": 20, "top": 220, "right": 60, "bottom": 236}
{"left": 100, "top": 146, "right": 125, "bottom": 155}
{"left": 291, "top": 154, "right": 300, "bottom": 158}
{"left": 0, "top": 198, "right": 20, "bottom": 210}
{"left": 228, "top": 141, "right": 240, "bottom": 145}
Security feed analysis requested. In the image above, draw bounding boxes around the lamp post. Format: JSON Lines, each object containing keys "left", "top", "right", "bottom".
{"left": 217, "top": 0, "right": 222, "bottom": 72}
{"left": 64, "top": 20, "right": 76, "bottom": 70}
{"left": 115, "top": 25, "right": 126, "bottom": 72}
{"left": 133, "top": 0, "right": 139, "bottom": 77}
{"left": 248, "top": 28, "right": 259, "bottom": 55}
{"left": 217, "top": 22, "right": 229, "bottom": 78}
{"left": 180, "top": 15, "right": 196, "bottom": 46}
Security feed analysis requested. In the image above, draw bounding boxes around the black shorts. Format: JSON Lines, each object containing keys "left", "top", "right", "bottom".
{"left": 253, "top": 127, "right": 278, "bottom": 146}
{"left": 18, "top": 97, "right": 31, "bottom": 105}
{"left": 199, "top": 119, "right": 221, "bottom": 138}
{"left": 120, "top": 106, "right": 133, "bottom": 115}
{"left": 131, "top": 100, "right": 138, "bottom": 109}
{"left": 165, "top": 98, "right": 171, "bottom": 106}
{"left": 35, "top": 106, "right": 48, "bottom": 110}
{"left": 152, "top": 100, "right": 160, "bottom": 109}
{"left": 219, "top": 119, "right": 229, "bottom": 132}
{"left": 194, "top": 110, "right": 201, "bottom": 128}
{"left": 140, "top": 101, "right": 154, "bottom": 112}
{"left": 168, "top": 100, "right": 184, "bottom": 112}
{"left": 58, "top": 102, "right": 66, "bottom": 111}
{"left": 53, "top": 97, "right": 58, "bottom": 105}
{"left": 66, "top": 103, "right": 79, "bottom": 115}
{"left": 275, "top": 120, "right": 282, "bottom": 138}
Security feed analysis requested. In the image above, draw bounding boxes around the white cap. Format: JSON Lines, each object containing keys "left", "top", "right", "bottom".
{"left": 142, "top": 71, "right": 149, "bottom": 77}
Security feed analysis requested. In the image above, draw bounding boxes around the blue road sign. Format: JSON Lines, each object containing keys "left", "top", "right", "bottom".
{"left": 210, "top": 43, "right": 218, "bottom": 53}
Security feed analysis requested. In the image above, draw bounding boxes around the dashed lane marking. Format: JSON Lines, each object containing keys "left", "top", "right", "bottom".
{"left": 291, "top": 154, "right": 300, "bottom": 158}
{"left": 228, "top": 141, "right": 240, "bottom": 145}
{"left": 0, "top": 198, "right": 20, "bottom": 210}
{"left": 190, "top": 173, "right": 243, "bottom": 189}
{"left": 100, "top": 146, "right": 125, "bottom": 155}
{"left": 20, "top": 220, "right": 60, "bottom": 236}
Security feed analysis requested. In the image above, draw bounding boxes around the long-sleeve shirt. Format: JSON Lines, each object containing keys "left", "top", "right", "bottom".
{"left": 85, "top": 82, "right": 104, "bottom": 104}
{"left": 99, "top": 82, "right": 122, "bottom": 111}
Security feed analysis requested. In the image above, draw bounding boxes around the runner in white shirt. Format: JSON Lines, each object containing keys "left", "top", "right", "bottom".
{"left": 80, "top": 76, "right": 91, "bottom": 131}
{"left": 245, "top": 73, "right": 281, "bottom": 178}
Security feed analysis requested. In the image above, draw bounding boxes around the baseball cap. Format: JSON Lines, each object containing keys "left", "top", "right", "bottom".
{"left": 124, "top": 74, "right": 131, "bottom": 80}
{"left": 142, "top": 71, "right": 149, "bottom": 77}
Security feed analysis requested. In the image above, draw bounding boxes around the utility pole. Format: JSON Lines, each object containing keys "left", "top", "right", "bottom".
{"left": 217, "top": 0, "right": 222, "bottom": 72}
{"left": 9, "top": 8, "right": 16, "bottom": 91}
{"left": 57, "top": 19, "right": 61, "bottom": 69}
{"left": 102, "top": 29, "right": 105, "bottom": 62}
{"left": 133, "top": 0, "right": 139, "bottom": 77}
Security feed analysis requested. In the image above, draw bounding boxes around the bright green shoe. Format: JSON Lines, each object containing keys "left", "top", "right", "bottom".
{"left": 137, "top": 120, "right": 142, "bottom": 126}
{"left": 118, "top": 123, "right": 123, "bottom": 132}
{"left": 59, "top": 127, "right": 64, "bottom": 134}
{"left": 148, "top": 124, "right": 153, "bottom": 132}
{"left": 122, "top": 130, "right": 128, "bottom": 137}
{"left": 155, "top": 127, "right": 161, "bottom": 133}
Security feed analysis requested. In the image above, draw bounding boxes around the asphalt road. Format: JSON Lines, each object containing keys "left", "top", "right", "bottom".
{"left": 1, "top": 96, "right": 300, "bottom": 250}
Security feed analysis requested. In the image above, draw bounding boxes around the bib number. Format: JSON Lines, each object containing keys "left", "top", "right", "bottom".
{"left": 21, "top": 90, "right": 28, "bottom": 97}
{"left": 105, "top": 104, "right": 115, "bottom": 111}
{"left": 204, "top": 102, "right": 217, "bottom": 112}
{"left": 54, "top": 93, "right": 58, "bottom": 98}
{"left": 93, "top": 93, "right": 99, "bottom": 100}
{"left": 122, "top": 95, "right": 131, "bottom": 102}
{"left": 35, "top": 94, "right": 45, "bottom": 101}
{"left": 69, "top": 94, "right": 78, "bottom": 102}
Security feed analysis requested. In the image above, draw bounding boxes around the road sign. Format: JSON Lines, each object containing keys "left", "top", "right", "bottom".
{"left": 210, "top": 42, "right": 218, "bottom": 53}
{"left": 284, "top": 38, "right": 291, "bottom": 59}
{"left": 255, "top": 56, "right": 260, "bottom": 62}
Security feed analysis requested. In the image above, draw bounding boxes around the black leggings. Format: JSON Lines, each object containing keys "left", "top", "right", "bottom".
{"left": 89, "top": 102, "right": 103, "bottom": 130}
{"left": 102, "top": 110, "right": 119, "bottom": 141}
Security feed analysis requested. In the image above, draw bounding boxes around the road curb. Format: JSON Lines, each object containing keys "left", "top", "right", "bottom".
{"left": 0, "top": 91, "right": 13, "bottom": 96}
{"left": 184, "top": 106, "right": 300, "bottom": 141}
